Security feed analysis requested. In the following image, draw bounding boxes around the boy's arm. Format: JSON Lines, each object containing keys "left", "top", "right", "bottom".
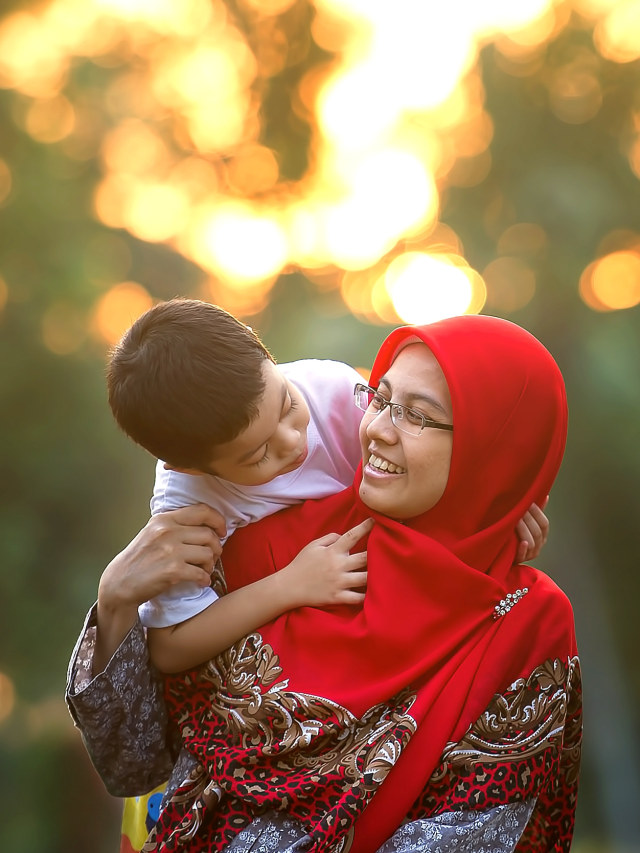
{"left": 148, "top": 519, "right": 373, "bottom": 673}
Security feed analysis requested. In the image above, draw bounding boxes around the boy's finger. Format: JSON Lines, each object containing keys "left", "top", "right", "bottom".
{"left": 344, "top": 570, "right": 367, "bottom": 588}
{"left": 347, "top": 552, "right": 368, "bottom": 568}
{"left": 339, "top": 590, "right": 366, "bottom": 605}
{"left": 338, "top": 518, "right": 374, "bottom": 548}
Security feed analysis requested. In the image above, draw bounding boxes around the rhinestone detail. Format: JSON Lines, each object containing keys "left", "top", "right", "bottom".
{"left": 493, "top": 587, "right": 529, "bottom": 619}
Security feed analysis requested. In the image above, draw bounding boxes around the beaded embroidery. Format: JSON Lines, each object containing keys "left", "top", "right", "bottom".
{"left": 493, "top": 587, "right": 529, "bottom": 619}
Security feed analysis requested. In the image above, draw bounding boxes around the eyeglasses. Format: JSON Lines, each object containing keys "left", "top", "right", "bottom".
{"left": 354, "top": 383, "right": 453, "bottom": 436}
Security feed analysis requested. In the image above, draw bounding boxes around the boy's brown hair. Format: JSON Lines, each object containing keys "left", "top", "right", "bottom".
{"left": 107, "top": 299, "right": 273, "bottom": 470}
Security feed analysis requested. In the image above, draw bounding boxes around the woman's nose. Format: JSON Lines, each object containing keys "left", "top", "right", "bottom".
{"left": 365, "top": 407, "right": 398, "bottom": 443}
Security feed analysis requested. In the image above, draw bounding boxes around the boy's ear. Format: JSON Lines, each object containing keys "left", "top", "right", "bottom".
{"left": 163, "top": 462, "right": 204, "bottom": 477}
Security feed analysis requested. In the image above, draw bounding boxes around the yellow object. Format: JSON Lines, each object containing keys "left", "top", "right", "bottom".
{"left": 120, "top": 783, "right": 167, "bottom": 851}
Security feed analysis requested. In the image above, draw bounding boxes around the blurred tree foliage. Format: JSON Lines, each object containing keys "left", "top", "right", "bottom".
{"left": 0, "top": 3, "right": 639, "bottom": 852}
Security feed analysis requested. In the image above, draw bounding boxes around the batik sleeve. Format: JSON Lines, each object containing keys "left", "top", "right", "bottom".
{"left": 515, "top": 658, "right": 583, "bottom": 853}
{"left": 65, "top": 603, "right": 179, "bottom": 797}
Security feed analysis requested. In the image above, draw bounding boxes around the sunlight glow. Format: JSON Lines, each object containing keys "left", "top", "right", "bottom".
{"left": 0, "top": 159, "right": 11, "bottom": 206}
{"left": 0, "top": 672, "right": 15, "bottom": 724}
{"left": 483, "top": 257, "right": 537, "bottom": 313}
{"left": 580, "top": 251, "right": 640, "bottom": 311}
{"left": 594, "top": 0, "right": 640, "bottom": 63}
{"left": 92, "top": 281, "right": 154, "bottom": 345}
{"left": 41, "top": 302, "right": 88, "bottom": 355}
{"left": 0, "top": 0, "right": 633, "bottom": 317}
{"left": 193, "top": 205, "right": 289, "bottom": 284}
{"left": 385, "top": 252, "right": 484, "bottom": 324}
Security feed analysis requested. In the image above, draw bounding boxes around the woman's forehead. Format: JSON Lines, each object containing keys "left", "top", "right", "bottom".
{"left": 383, "top": 344, "right": 452, "bottom": 412}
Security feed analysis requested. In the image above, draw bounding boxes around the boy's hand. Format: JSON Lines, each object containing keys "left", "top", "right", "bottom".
{"left": 515, "top": 497, "right": 549, "bottom": 564}
{"left": 98, "top": 504, "right": 226, "bottom": 613}
{"left": 280, "top": 518, "right": 373, "bottom": 608}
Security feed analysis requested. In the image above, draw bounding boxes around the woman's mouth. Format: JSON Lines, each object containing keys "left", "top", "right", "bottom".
{"left": 367, "top": 453, "right": 406, "bottom": 475}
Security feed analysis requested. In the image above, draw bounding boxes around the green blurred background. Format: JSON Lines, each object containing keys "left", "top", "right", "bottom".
{"left": 0, "top": 0, "right": 639, "bottom": 850}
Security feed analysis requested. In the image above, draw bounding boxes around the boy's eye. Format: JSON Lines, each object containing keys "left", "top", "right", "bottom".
{"left": 253, "top": 448, "right": 270, "bottom": 467}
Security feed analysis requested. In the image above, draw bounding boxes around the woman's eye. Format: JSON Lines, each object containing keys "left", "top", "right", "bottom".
{"left": 371, "top": 393, "right": 388, "bottom": 410}
{"left": 405, "top": 408, "right": 425, "bottom": 426}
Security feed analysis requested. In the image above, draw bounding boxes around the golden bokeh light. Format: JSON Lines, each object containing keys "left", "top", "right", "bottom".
{"left": 0, "top": 275, "right": 8, "bottom": 313}
{"left": 371, "top": 274, "right": 403, "bottom": 325}
{"left": 200, "top": 277, "right": 272, "bottom": 318}
{"left": 92, "top": 281, "right": 154, "bottom": 345}
{"left": 628, "top": 135, "right": 640, "bottom": 181}
{"left": 243, "top": 0, "right": 298, "bottom": 15}
{"left": 497, "top": 222, "right": 548, "bottom": 257}
{"left": 0, "top": 12, "right": 69, "bottom": 97}
{"left": 548, "top": 65, "right": 603, "bottom": 124}
{"left": 384, "top": 252, "right": 482, "bottom": 324}
{"left": 41, "top": 302, "right": 88, "bottom": 355}
{"left": 594, "top": 0, "right": 640, "bottom": 63}
{"left": 1, "top": 0, "right": 634, "bottom": 317}
{"left": 124, "top": 182, "right": 189, "bottom": 243}
{"left": 226, "top": 145, "right": 280, "bottom": 195}
{"left": 24, "top": 95, "right": 75, "bottom": 143}
{"left": 468, "top": 0, "right": 554, "bottom": 34}
{"left": 101, "top": 119, "right": 171, "bottom": 176}
{"left": 0, "top": 672, "right": 15, "bottom": 724}
{"left": 580, "top": 250, "right": 640, "bottom": 311}
{"left": 483, "top": 256, "right": 537, "bottom": 313}
{"left": 93, "top": 174, "right": 130, "bottom": 229}
{"left": 339, "top": 268, "right": 381, "bottom": 324}
{"left": 0, "top": 158, "right": 12, "bottom": 206}
{"left": 192, "top": 204, "right": 289, "bottom": 284}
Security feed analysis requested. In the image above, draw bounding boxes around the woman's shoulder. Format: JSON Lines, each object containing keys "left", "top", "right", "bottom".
{"left": 515, "top": 565, "right": 577, "bottom": 649}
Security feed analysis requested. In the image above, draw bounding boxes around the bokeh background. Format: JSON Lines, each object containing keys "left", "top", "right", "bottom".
{"left": 0, "top": 0, "right": 639, "bottom": 850}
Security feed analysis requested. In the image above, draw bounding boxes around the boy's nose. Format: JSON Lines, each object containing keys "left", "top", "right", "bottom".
{"left": 276, "top": 425, "right": 300, "bottom": 454}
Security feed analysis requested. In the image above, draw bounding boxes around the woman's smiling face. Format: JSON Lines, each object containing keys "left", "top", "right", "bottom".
{"left": 358, "top": 343, "right": 453, "bottom": 520}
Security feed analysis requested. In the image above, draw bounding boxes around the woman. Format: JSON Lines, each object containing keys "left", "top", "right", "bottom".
{"left": 139, "top": 315, "right": 581, "bottom": 851}
{"left": 67, "top": 315, "right": 577, "bottom": 852}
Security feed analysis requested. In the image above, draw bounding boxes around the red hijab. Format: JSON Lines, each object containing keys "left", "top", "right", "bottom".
{"left": 201, "top": 316, "right": 574, "bottom": 850}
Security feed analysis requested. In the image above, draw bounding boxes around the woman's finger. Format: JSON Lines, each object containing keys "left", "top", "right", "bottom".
{"left": 516, "top": 516, "right": 534, "bottom": 547}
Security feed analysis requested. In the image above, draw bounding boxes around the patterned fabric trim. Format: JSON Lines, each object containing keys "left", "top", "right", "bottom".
{"left": 149, "top": 632, "right": 419, "bottom": 852}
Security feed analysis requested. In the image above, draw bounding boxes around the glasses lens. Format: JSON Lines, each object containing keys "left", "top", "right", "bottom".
{"left": 354, "top": 385, "right": 372, "bottom": 411}
{"left": 392, "top": 404, "right": 429, "bottom": 436}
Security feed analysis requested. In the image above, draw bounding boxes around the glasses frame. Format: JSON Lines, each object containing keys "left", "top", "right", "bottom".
{"left": 354, "top": 383, "right": 453, "bottom": 436}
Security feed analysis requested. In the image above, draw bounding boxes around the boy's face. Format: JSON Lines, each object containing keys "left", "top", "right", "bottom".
{"left": 168, "top": 360, "right": 311, "bottom": 486}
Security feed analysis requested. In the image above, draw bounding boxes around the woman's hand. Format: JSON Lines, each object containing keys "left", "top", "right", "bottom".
{"left": 94, "top": 504, "right": 226, "bottom": 673}
{"left": 279, "top": 518, "right": 373, "bottom": 609}
{"left": 98, "top": 504, "right": 226, "bottom": 613}
{"left": 515, "top": 497, "right": 549, "bottom": 563}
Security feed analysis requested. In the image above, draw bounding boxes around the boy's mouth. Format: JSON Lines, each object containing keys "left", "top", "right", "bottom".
{"left": 293, "top": 445, "right": 308, "bottom": 467}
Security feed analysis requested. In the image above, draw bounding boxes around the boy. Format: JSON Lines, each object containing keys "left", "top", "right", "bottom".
{"left": 108, "top": 298, "right": 370, "bottom": 672}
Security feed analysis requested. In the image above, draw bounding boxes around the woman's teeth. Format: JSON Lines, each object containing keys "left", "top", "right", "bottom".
{"left": 368, "top": 453, "right": 406, "bottom": 474}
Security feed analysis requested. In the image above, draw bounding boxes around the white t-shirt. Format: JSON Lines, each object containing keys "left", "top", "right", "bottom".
{"left": 139, "top": 359, "right": 365, "bottom": 627}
